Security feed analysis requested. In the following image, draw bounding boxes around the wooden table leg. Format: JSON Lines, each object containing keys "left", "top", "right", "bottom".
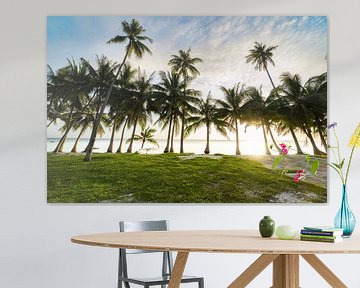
{"left": 301, "top": 254, "right": 347, "bottom": 288}
{"left": 272, "top": 254, "right": 299, "bottom": 288}
{"left": 228, "top": 254, "right": 279, "bottom": 288}
{"left": 273, "top": 254, "right": 286, "bottom": 287}
{"left": 288, "top": 255, "right": 299, "bottom": 288}
{"left": 168, "top": 252, "right": 189, "bottom": 288}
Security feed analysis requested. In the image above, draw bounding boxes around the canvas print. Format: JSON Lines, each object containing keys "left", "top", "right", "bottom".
{"left": 47, "top": 16, "right": 328, "bottom": 203}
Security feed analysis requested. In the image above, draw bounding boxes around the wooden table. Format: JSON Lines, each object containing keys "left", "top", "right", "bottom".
{"left": 71, "top": 230, "right": 360, "bottom": 288}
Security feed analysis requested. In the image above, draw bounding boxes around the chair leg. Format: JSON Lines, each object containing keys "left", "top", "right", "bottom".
{"left": 199, "top": 278, "right": 204, "bottom": 288}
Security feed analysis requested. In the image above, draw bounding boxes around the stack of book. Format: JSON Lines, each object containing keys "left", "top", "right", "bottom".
{"left": 300, "top": 226, "right": 344, "bottom": 243}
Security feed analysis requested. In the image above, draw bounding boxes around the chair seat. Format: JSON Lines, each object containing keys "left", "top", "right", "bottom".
{"left": 119, "top": 274, "right": 203, "bottom": 286}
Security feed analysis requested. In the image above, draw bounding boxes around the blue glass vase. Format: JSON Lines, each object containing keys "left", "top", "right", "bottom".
{"left": 334, "top": 185, "right": 356, "bottom": 237}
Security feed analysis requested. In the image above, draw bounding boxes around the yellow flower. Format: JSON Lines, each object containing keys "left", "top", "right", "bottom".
{"left": 349, "top": 122, "right": 360, "bottom": 147}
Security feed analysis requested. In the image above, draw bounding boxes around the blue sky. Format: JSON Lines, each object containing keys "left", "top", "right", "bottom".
{"left": 47, "top": 16, "right": 327, "bottom": 139}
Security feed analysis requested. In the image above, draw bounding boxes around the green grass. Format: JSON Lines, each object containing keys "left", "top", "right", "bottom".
{"left": 47, "top": 153, "right": 326, "bottom": 203}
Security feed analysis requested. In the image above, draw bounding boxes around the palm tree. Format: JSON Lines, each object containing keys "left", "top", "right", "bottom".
{"left": 116, "top": 116, "right": 129, "bottom": 153}
{"left": 245, "top": 41, "right": 286, "bottom": 152}
{"left": 70, "top": 109, "right": 106, "bottom": 153}
{"left": 186, "top": 92, "right": 229, "bottom": 154}
{"left": 82, "top": 55, "right": 119, "bottom": 108}
{"left": 268, "top": 93, "right": 304, "bottom": 155}
{"left": 116, "top": 109, "right": 133, "bottom": 153}
{"left": 51, "top": 59, "right": 92, "bottom": 153}
{"left": 279, "top": 72, "right": 325, "bottom": 155}
{"left": 153, "top": 71, "right": 185, "bottom": 153}
{"left": 106, "top": 65, "right": 137, "bottom": 153}
{"left": 127, "top": 126, "right": 159, "bottom": 151}
{"left": 84, "top": 56, "right": 125, "bottom": 153}
{"left": 169, "top": 111, "right": 181, "bottom": 152}
{"left": 115, "top": 89, "right": 142, "bottom": 154}
{"left": 242, "top": 87, "right": 276, "bottom": 155}
{"left": 80, "top": 56, "right": 119, "bottom": 152}
{"left": 106, "top": 108, "right": 125, "bottom": 153}
{"left": 84, "top": 19, "right": 153, "bottom": 161}
{"left": 48, "top": 66, "right": 73, "bottom": 152}
{"left": 47, "top": 65, "right": 68, "bottom": 127}
{"left": 47, "top": 99, "right": 67, "bottom": 128}
{"left": 107, "top": 64, "right": 137, "bottom": 154}
{"left": 245, "top": 41, "right": 278, "bottom": 89}
{"left": 168, "top": 48, "right": 203, "bottom": 153}
{"left": 304, "top": 72, "right": 327, "bottom": 149}
{"left": 218, "top": 83, "right": 247, "bottom": 155}
{"left": 126, "top": 71, "right": 154, "bottom": 153}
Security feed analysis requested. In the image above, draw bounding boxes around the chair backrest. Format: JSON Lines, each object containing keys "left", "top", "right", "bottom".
{"left": 119, "top": 220, "right": 169, "bottom": 254}
{"left": 118, "top": 220, "right": 173, "bottom": 281}
{"left": 120, "top": 220, "right": 168, "bottom": 232}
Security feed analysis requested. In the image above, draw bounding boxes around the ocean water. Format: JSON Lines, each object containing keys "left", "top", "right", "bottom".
{"left": 47, "top": 137, "right": 321, "bottom": 155}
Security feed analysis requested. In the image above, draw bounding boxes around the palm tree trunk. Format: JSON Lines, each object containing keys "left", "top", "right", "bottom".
{"left": 54, "top": 133, "right": 68, "bottom": 153}
{"left": 71, "top": 126, "right": 86, "bottom": 153}
{"left": 59, "top": 90, "right": 99, "bottom": 143}
{"left": 127, "top": 115, "right": 138, "bottom": 153}
{"left": 313, "top": 114, "right": 327, "bottom": 149}
{"left": 84, "top": 49, "right": 130, "bottom": 161}
{"left": 54, "top": 92, "right": 99, "bottom": 153}
{"left": 164, "top": 115, "right": 173, "bottom": 153}
{"left": 180, "top": 110, "right": 185, "bottom": 153}
{"left": 170, "top": 120, "right": 176, "bottom": 153}
{"left": 235, "top": 120, "right": 241, "bottom": 155}
{"left": 81, "top": 91, "right": 98, "bottom": 112}
{"left": 47, "top": 119, "right": 55, "bottom": 127}
{"left": 107, "top": 119, "right": 117, "bottom": 153}
{"left": 83, "top": 110, "right": 100, "bottom": 154}
{"left": 204, "top": 123, "right": 210, "bottom": 154}
{"left": 265, "top": 66, "right": 276, "bottom": 90}
{"left": 141, "top": 138, "right": 145, "bottom": 150}
{"left": 180, "top": 80, "right": 187, "bottom": 153}
{"left": 313, "top": 115, "right": 327, "bottom": 149}
{"left": 289, "top": 127, "right": 304, "bottom": 155}
{"left": 116, "top": 117, "right": 128, "bottom": 153}
{"left": 261, "top": 122, "right": 271, "bottom": 155}
{"left": 302, "top": 124, "right": 325, "bottom": 155}
{"left": 267, "top": 125, "right": 282, "bottom": 153}
{"left": 53, "top": 103, "right": 75, "bottom": 153}
{"left": 318, "top": 128, "right": 327, "bottom": 149}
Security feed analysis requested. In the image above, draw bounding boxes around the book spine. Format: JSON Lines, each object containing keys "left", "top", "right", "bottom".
{"left": 300, "top": 234, "right": 337, "bottom": 240}
{"left": 300, "top": 237, "right": 337, "bottom": 243}
{"left": 301, "top": 230, "right": 336, "bottom": 236}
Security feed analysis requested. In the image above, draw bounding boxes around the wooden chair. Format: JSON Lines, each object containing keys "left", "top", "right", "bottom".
{"left": 118, "top": 220, "right": 204, "bottom": 288}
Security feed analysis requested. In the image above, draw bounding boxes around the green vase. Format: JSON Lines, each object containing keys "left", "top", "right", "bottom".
{"left": 259, "top": 216, "right": 275, "bottom": 238}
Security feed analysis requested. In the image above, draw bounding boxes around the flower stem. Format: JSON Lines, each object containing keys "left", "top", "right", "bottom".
{"left": 334, "top": 128, "right": 342, "bottom": 162}
{"left": 332, "top": 128, "right": 345, "bottom": 184}
{"left": 345, "top": 130, "right": 360, "bottom": 185}
{"left": 345, "top": 145, "right": 356, "bottom": 185}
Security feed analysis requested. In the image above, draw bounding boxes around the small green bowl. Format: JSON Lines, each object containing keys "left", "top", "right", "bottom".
{"left": 275, "top": 225, "right": 297, "bottom": 240}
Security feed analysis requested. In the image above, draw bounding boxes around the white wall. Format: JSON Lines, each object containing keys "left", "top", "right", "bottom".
{"left": 1, "top": 0, "right": 360, "bottom": 287}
